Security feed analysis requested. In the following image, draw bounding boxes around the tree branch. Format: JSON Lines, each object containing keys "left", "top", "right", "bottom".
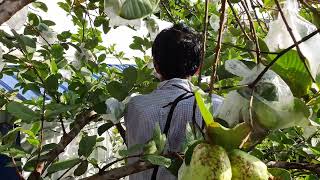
{"left": 267, "top": 161, "right": 320, "bottom": 176}
{"left": 227, "top": 0, "right": 252, "bottom": 41}
{"left": 42, "top": 110, "right": 98, "bottom": 172}
{"left": 241, "top": 0, "right": 261, "bottom": 64}
{"left": 0, "top": 0, "right": 34, "bottom": 25}
{"left": 209, "top": 0, "right": 227, "bottom": 94}
{"left": 83, "top": 161, "right": 155, "bottom": 180}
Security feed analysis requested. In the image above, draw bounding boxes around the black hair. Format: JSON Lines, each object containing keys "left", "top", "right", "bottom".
{"left": 152, "top": 23, "right": 202, "bottom": 80}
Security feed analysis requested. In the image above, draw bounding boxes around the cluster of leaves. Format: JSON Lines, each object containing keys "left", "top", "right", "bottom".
{"left": 0, "top": 0, "right": 320, "bottom": 179}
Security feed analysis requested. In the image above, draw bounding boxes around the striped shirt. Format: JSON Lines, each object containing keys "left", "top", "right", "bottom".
{"left": 124, "top": 78, "right": 223, "bottom": 180}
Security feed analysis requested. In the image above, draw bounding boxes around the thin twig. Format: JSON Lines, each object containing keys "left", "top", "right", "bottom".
{"left": 100, "top": 154, "right": 141, "bottom": 172}
{"left": 249, "top": 0, "right": 267, "bottom": 34}
{"left": 56, "top": 166, "right": 73, "bottom": 180}
{"left": 249, "top": 28, "right": 320, "bottom": 88}
{"left": 227, "top": 0, "right": 252, "bottom": 41}
{"left": 241, "top": 0, "right": 261, "bottom": 64}
{"left": 209, "top": 0, "right": 227, "bottom": 95}
{"left": 267, "top": 161, "right": 320, "bottom": 176}
{"left": 274, "top": 0, "right": 316, "bottom": 82}
{"left": 11, "top": 157, "right": 25, "bottom": 180}
{"left": 197, "top": 0, "right": 210, "bottom": 86}
{"left": 83, "top": 161, "right": 156, "bottom": 180}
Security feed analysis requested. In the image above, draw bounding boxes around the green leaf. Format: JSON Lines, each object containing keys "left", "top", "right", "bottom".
{"left": 98, "top": 122, "right": 114, "bottom": 136}
{"left": 28, "top": 13, "right": 40, "bottom": 26}
{"left": 194, "top": 90, "right": 214, "bottom": 126}
{"left": 206, "top": 122, "right": 252, "bottom": 151}
{"left": 58, "top": 2, "right": 71, "bottom": 12}
{"left": 74, "top": 160, "right": 88, "bottom": 176}
{"left": 268, "top": 168, "right": 292, "bottom": 180}
{"left": 7, "top": 102, "right": 40, "bottom": 123}
{"left": 106, "top": 81, "right": 128, "bottom": 101}
{"left": 98, "top": 54, "right": 106, "bottom": 63}
{"left": 47, "top": 158, "right": 81, "bottom": 175}
{"left": 30, "top": 121, "right": 41, "bottom": 134}
{"left": 152, "top": 123, "right": 166, "bottom": 153}
{"left": 42, "top": 20, "right": 56, "bottom": 26}
{"left": 44, "top": 74, "right": 59, "bottom": 92}
{"left": 269, "top": 50, "right": 312, "bottom": 97}
{"left": 143, "top": 140, "right": 157, "bottom": 155}
{"left": 120, "top": 0, "right": 160, "bottom": 20}
{"left": 123, "top": 66, "right": 138, "bottom": 88}
{"left": 119, "top": 144, "right": 144, "bottom": 156}
{"left": 45, "top": 104, "right": 75, "bottom": 118}
{"left": 32, "top": 2, "right": 48, "bottom": 12}
{"left": 51, "top": 44, "right": 64, "bottom": 60}
{"left": 78, "top": 135, "right": 97, "bottom": 157}
{"left": 142, "top": 155, "right": 171, "bottom": 168}
{"left": 94, "top": 16, "right": 105, "bottom": 27}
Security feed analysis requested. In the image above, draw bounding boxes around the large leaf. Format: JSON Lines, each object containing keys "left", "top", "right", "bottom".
{"left": 78, "top": 135, "right": 97, "bottom": 157}
{"left": 142, "top": 154, "right": 171, "bottom": 168}
{"left": 269, "top": 50, "right": 312, "bottom": 97}
{"left": 268, "top": 168, "right": 292, "bottom": 180}
{"left": 47, "top": 158, "right": 81, "bottom": 175}
{"left": 120, "top": 0, "right": 160, "bottom": 20}
{"left": 194, "top": 90, "right": 214, "bottom": 126}
{"left": 123, "top": 66, "right": 137, "bottom": 88}
{"left": 7, "top": 102, "right": 40, "bottom": 123}
{"left": 206, "top": 122, "right": 252, "bottom": 151}
{"left": 74, "top": 160, "right": 88, "bottom": 176}
{"left": 106, "top": 81, "right": 128, "bottom": 101}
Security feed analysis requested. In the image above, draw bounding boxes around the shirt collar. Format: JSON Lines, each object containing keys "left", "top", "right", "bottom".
{"left": 156, "top": 78, "right": 193, "bottom": 91}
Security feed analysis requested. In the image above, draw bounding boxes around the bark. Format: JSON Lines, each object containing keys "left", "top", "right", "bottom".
{"left": 267, "top": 161, "right": 320, "bottom": 176}
{"left": 43, "top": 110, "right": 98, "bottom": 171}
{"left": 0, "top": 0, "right": 34, "bottom": 25}
{"left": 82, "top": 161, "right": 155, "bottom": 180}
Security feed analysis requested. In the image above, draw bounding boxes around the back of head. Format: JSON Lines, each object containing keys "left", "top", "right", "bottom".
{"left": 152, "top": 23, "right": 202, "bottom": 80}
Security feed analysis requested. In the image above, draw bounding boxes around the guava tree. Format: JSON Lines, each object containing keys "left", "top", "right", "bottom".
{"left": 0, "top": 0, "right": 320, "bottom": 180}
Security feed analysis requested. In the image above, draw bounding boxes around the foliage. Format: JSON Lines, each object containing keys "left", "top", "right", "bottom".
{"left": 0, "top": 0, "right": 320, "bottom": 179}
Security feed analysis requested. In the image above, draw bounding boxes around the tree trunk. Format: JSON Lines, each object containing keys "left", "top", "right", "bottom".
{"left": 0, "top": 0, "right": 33, "bottom": 25}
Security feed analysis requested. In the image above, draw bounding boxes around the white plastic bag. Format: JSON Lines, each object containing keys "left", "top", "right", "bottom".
{"left": 104, "top": 0, "right": 142, "bottom": 28}
{"left": 38, "top": 28, "right": 57, "bottom": 45}
{"left": 217, "top": 60, "right": 308, "bottom": 130}
{"left": 6, "top": 6, "right": 28, "bottom": 30}
{"left": 265, "top": 0, "right": 320, "bottom": 79}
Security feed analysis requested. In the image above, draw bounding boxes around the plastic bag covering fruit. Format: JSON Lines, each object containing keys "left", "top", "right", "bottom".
{"left": 178, "top": 143, "right": 232, "bottom": 180}
{"left": 6, "top": 6, "right": 28, "bottom": 30}
{"left": 265, "top": 0, "right": 320, "bottom": 79}
{"left": 104, "top": 0, "right": 142, "bottom": 28}
{"left": 229, "top": 149, "right": 269, "bottom": 180}
{"left": 217, "top": 60, "right": 309, "bottom": 130}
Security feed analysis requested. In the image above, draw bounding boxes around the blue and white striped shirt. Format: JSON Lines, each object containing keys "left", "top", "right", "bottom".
{"left": 125, "top": 78, "right": 223, "bottom": 180}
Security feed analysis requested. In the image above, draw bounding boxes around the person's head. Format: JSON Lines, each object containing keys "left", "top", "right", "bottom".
{"left": 152, "top": 23, "right": 202, "bottom": 80}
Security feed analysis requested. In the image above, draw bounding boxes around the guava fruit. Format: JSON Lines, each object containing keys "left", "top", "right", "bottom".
{"left": 178, "top": 143, "right": 232, "bottom": 180}
{"left": 229, "top": 149, "right": 269, "bottom": 180}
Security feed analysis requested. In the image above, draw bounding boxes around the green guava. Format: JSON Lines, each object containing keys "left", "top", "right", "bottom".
{"left": 178, "top": 143, "right": 232, "bottom": 180}
{"left": 229, "top": 149, "right": 270, "bottom": 180}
